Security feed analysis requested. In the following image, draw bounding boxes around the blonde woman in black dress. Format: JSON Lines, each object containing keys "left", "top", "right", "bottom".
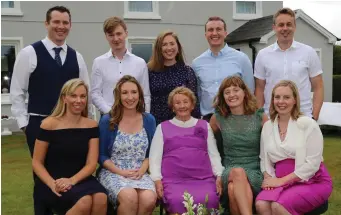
{"left": 32, "top": 79, "right": 107, "bottom": 215}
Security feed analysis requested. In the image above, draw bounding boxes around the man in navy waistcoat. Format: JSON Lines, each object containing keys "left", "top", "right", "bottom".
{"left": 10, "top": 6, "right": 91, "bottom": 215}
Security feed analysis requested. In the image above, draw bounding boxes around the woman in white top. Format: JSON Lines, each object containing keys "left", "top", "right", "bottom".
{"left": 149, "top": 87, "right": 223, "bottom": 215}
{"left": 255, "top": 80, "right": 332, "bottom": 215}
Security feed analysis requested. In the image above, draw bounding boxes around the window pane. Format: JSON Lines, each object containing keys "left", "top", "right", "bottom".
{"left": 1, "top": 1, "right": 14, "bottom": 8}
{"left": 131, "top": 44, "right": 153, "bottom": 63}
{"left": 128, "top": 1, "right": 153, "bottom": 12}
{"left": 1, "top": 45, "right": 16, "bottom": 94}
{"left": 236, "top": 1, "right": 256, "bottom": 14}
{"left": 316, "top": 50, "right": 321, "bottom": 62}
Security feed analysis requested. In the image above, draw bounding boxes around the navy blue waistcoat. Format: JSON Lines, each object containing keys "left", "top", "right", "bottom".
{"left": 28, "top": 41, "right": 79, "bottom": 115}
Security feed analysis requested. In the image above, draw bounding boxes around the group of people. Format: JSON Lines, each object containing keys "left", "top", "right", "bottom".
{"left": 9, "top": 5, "right": 333, "bottom": 215}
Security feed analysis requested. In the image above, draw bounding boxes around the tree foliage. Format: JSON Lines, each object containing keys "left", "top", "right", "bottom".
{"left": 334, "top": 45, "right": 341, "bottom": 75}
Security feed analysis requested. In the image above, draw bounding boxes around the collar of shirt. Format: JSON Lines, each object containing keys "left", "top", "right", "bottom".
{"left": 170, "top": 116, "right": 197, "bottom": 128}
{"left": 207, "top": 44, "right": 229, "bottom": 57}
{"left": 106, "top": 49, "right": 133, "bottom": 59}
{"left": 273, "top": 40, "right": 298, "bottom": 51}
{"left": 43, "top": 36, "right": 67, "bottom": 53}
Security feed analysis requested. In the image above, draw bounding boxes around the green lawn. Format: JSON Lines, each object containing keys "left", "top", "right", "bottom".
{"left": 1, "top": 133, "right": 340, "bottom": 215}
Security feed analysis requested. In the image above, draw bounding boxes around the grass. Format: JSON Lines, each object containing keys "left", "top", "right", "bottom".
{"left": 1, "top": 133, "right": 341, "bottom": 214}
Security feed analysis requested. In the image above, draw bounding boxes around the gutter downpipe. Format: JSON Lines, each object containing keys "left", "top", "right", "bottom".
{"left": 248, "top": 40, "right": 257, "bottom": 69}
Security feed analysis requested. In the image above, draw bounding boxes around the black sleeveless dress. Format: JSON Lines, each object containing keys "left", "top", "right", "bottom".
{"left": 34, "top": 127, "right": 106, "bottom": 214}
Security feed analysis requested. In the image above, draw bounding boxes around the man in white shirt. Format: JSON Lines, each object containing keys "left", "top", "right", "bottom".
{"left": 91, "top": 17, "right": 151, "bottom": 114}
{"left": 10, "top": 6, "right": 90, "bottom": 215}
{"left": 254, "top": 8, "right": 324, "bottom": 120}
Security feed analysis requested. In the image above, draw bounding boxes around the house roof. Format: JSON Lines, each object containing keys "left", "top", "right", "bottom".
{"left": 225, "top": 9, "right": 339, "bottom": 44}
{"left": 225, "top": 15, "right": 273, "bottom": 44}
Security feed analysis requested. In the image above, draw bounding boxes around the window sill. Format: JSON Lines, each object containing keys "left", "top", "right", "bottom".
{"left": 1, "top": 94, "right": 11, "bottom": 105}
{"left": 123, "top": 13, "right": 161, "bottom": 20}
{"left": 1, "top": 9, "right": 24, "bottom": 16}
{"left": 233, "top": 14, "right": 262, "bottom": 21}
{"left": 1, "top": 94, "right": 28, "bottom": 105}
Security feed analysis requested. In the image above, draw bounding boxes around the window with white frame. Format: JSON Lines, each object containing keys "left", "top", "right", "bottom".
{"left": 124, "top": 1, "right": 161, "bottom": 19}
{"left": 127, "top": 37, "right": 155, "bottom": 63}
{"left": 315, "top": 48, "right": 322, "bottom": 64}
{"left": 1, "top": 38, "right": 22, "bottom": 96}
{"left": 233, "top": 1, "right": 262, "bottom": 20}
{"left": 1, "top": 1, "right": 23, "bottom": 16}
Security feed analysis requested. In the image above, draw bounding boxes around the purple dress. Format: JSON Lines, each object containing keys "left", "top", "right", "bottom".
{"left": 160, "top": 120, "right": 219, "bottom": 214}
{"left": 256, "top": 159, "right": 332, "bottom": 215}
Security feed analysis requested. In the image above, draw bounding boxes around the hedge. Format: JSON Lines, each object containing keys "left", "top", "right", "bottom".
{"left": 333, "top": 75, "right": 341, "bottom": 102}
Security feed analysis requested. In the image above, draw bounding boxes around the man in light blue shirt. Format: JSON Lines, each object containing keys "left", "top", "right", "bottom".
{"left": 192, "top": 16, "right": 254, "bottom": 119}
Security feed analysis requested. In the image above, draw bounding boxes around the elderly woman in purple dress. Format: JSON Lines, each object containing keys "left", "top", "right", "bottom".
{"left": 256, "top": 80, "right": 332, "bottom": 215}
{"left": 149, "top": 87, "right": 224, "bottom": 215}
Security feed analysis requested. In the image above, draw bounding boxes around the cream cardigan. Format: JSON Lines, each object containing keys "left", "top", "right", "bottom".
{"left": 260, "top": 115, "right": 324, "bottom": 181}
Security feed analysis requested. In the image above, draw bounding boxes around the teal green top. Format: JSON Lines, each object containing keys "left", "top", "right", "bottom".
{"left": 216, "top": 108, "right": 264, "bottom": 214}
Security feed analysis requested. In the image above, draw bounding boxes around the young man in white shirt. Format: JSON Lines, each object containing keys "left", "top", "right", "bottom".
{"left": 254, "top": 8, "right": 324, "bottom": 120}
{"left": 91, "top": 17, "right": 151, "bottom": 115}
{"left": 9, "top": 6, "right": 90, "bottom": 215}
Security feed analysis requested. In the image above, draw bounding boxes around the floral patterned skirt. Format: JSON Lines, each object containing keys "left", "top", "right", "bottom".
{"left": 98, "top": 168, "right": 155, "bottom": 208}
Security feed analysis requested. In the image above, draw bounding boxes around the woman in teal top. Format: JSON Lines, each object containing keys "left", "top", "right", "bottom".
{"left": 210, "top": 76, "right": 268, "bottom": 215}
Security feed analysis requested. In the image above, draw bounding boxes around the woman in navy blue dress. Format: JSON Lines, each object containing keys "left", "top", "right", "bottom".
{"left": 148, "top": 30, "right": 200, "bottom": 125}
{"left": 32, "top": 79, "right": 107, "bottom": 215}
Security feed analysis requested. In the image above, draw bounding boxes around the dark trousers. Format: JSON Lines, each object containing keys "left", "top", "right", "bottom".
{"left": 202, "top": 114, "right": 225, "bottom": 160}
{"left": 25, "top": 116, "right": 52, "bottom": 215}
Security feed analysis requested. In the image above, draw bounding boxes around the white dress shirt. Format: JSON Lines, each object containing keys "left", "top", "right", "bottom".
{"left": 254, "top": 41, "right": 323, "bottom": 117}
{"left": 149, "top": 117, "right": 224, "bottom": 181}
{"left": 260, "top": 116, "right": 323, "bottom": 181}
{"left": 10, "top": 37, "right": 91, "bottom": 129}
{"left": 90, "top": 50, "right": 151, "bottom": 114}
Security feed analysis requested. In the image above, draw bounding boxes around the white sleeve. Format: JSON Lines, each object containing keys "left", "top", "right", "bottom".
{"left": 254, "top": 51, "right": 266, "bottom": 80}
{"left": 308, "top": 48, "right": 323, "bottom": 78}
{"left": 140, "top": 62, "right": 151, "bottom": 113}
{"left": 294, "top": 124, "right": 323, "bottom": 181}
{"left": 10, "top": 46, "right": 36, "bottom": 129}
{"left": 76, "top": 52, "right": 94, "bottom": 119}
{"left": 90, "top": 59, "right": 111, "bottom": 114}
{"left": 149, "top": 124, "right": 164, "bottom": 181}
{"left": 259, "top": 124, "right": 275, "bottom": 176}
{"left": 207, "top": 123, "right": 224, "bottom": 176}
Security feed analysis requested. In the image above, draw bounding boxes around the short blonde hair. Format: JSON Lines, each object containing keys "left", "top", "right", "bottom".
{"left": 103, "top": 16, "right": 127, "bottom": 34}
{"left": 50, "top": 78, "right": 88, "bottom": 118}
{"left": 168, "top": 87, "right": 197, "bottom": 109}
{"left": 269, "top": 80, "right": 303, "bottom": 121}
{"left": 273, "top": 8, "right": 296, "bottom": 25}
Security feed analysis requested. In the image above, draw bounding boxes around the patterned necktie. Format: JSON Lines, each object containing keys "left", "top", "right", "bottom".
{"left": 53, "top": 47, "right": 63, "bottom": 67}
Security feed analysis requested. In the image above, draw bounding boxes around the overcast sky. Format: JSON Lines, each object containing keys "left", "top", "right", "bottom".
{"left": 284, "top": 0, "right": 341, "bottom": 40}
